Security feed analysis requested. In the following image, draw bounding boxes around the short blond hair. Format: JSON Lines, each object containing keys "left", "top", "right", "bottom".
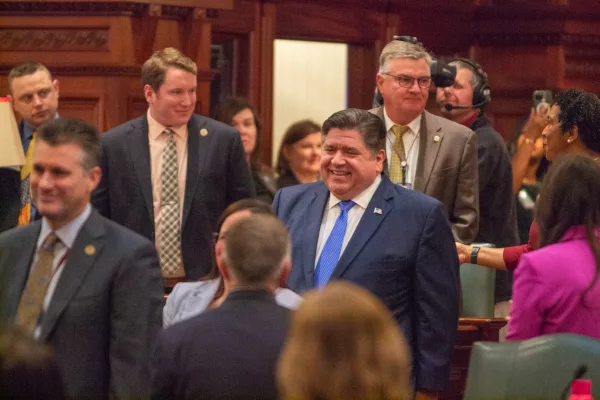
{"left": 379, "top": 40, "right": 432, "bottom": 73}
{"left": 277, "top": 282, "right": 412, "bottom": 400}
{"left": 141, "top": 47, "right": 197, "bottom": 92}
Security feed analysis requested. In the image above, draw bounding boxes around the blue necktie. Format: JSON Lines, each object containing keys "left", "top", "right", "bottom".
{"left": 314, "top": 200, "right": 356, "bottom": 288}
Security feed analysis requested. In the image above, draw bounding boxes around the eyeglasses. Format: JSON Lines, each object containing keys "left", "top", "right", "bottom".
{"left": 382, "top": 73, "right": 432, "bottom": 88}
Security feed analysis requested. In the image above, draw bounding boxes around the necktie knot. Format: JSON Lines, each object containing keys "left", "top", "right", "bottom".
{"left": 338, "top": 200, "right": 355, "bottom": 213}
{"left": 392, "top": 125, "right": 409, "bottom": 139}
{"left": 41, "top": 232, "right": 60, "bottom": 252}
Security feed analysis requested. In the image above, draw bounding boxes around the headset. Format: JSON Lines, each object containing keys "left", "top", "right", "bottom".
{"left": 444, "top": 58, "right": 492, "bottom": 111}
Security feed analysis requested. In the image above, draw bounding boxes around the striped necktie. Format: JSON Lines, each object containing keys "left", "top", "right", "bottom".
{"left": 18, "top": 132, "right": 36, "bottom": 226}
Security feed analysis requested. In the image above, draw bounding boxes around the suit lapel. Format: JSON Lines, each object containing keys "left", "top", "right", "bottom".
{"left": 182, "top": 116, "right": 212, "bottom": 224}
{"left": 127, "top": 117, "right": 154, "bottom": 224}
{"left": 329, "top": 176, "right": 393, "bottom": 281}
{"left": 414, "top": 111, "right": 443, "bottom": 192}
{"left": 302, "top": 185, "right": 329, "bottom": 288}
{"left": 39, "top": 211, "right": 105, "bottom": 341}
{"left": 1, "top": 224, "right": 40, "bottom": 322}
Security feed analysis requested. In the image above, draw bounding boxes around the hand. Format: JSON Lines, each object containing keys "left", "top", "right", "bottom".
{"left": 456, "top": 242, "right": 472, "bottom": 264}
{"left": 522, "top": 105, "right": 549, "bottom": 141}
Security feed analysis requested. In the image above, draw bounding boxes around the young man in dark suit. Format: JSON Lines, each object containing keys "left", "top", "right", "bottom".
{"left": 92, "top": 48, "right": 255, "bottom": 282}
{"left": 274, "top": 109, "right": 459, "bottom": 400}
{"left": 0, "top": 118, "right": 164, "bottom": 400}
{"left": 150, "top": 213, "right": 291, "bottom": 400}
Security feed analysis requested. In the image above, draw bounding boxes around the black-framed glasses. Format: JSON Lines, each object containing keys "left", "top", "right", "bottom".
{"left": 382, "top": 73, "right": 432, "bottom": 88}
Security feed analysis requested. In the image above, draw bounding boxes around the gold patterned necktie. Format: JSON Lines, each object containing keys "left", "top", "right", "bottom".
{"left": 389, "top": 125, "right": 410, "bottom": 184}
{"left": 159, "top": 129, "right": 183, "bottom": 276}
{"left": 15, "top": 231, "right": 60, "bottom": 333}
{"left": 18, "top": 132, "right": 37, "bottom": 226}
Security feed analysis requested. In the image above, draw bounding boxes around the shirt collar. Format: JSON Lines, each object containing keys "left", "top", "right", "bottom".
{"left": 383, "top": 107, "right": 421, "bottom": 136}
{"left": 327, "top": 174, "right": 382, "bottom": 211}
{"left": 38, "top": 204, "right": 92, "bottom": 249}
{"left": 460, "top": 113, "right": 479, "bottom": 128}
{"left": 147, "top": 109, "right": 188, "bottom": 140}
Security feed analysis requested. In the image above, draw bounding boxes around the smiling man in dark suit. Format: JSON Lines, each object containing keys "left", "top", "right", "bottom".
{"left": 92, "top": 48, "right": 255, "bottom": 282}
{"left": 0, "top": 118, "right": 164, "bottom": 400}
{"left": 273, "top": 109, "right": 459, "bottom": 400}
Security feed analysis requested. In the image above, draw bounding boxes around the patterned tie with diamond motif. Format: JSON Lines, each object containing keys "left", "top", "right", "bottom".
{"left": 18, "top": 132, "right": 36, "bottom": 226}
{"left": 159, "top": 129, "right": 183, "bottom": 276}
{"left": 15, "top": 232, "right": 60, "bottom": 333}
{"left": 389, "top": 125, "right": 409, "bottom": 184}
{"left": 314, "top": 200, "right": 356, "bottom": 288}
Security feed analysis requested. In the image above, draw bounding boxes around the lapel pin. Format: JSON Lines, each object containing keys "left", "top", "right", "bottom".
{"left": 434, "top": 135, "right": 441, "bottom": 143}
{"left": 374, "top": 207, "right": 382, "bottom": 215}
{"left": 200, "top": 128, "right": 208, "bottom": 137}
{"left": 84, "top": 245, "right": 96, "bottom": 256}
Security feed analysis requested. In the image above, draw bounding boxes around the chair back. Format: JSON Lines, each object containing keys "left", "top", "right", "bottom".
{"left": 464, "top": 333, "right": 600, "bottom": 400}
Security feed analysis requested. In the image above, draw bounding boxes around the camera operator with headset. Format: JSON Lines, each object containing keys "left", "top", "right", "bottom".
{"left": 436, "top": 59, "right": 519, "bottom": 334}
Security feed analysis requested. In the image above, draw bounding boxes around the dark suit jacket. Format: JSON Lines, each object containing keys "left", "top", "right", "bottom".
{"left": 370, "top": 107, "right": 479, "bottom": 244}
{"left": 0, "top": 167, "right": 20, "bottom": 233}
{"left": 471, "top": 115, "right": 519, "bottom": 302}
{"left": 150, "top": 289, "right": 290, "bottom": 400}
{"left": 0, "top": 209, "right": 164, "bottom": 400}
{"left": 91, "top": 114, "right": 256, "bottom": 279}
{"left": 273, "top": 175, "right": 459, "bottom": 391}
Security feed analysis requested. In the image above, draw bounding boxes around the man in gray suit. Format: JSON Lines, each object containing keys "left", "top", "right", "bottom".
{"left": 371, "top": 38, "right": 479, "bottom": 244}
{"left": 0, "top": 118, "right": 164, "bottom": 400}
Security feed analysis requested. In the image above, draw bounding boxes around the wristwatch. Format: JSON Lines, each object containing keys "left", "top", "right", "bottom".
{"left": 470, "top": 246, "right": 481, "bottom": 264}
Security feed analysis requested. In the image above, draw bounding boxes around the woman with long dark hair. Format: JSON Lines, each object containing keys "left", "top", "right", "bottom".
{"left": 507, "top": 155, "right": 600, "bottom": 340}
{"left": 213, "top": 97, "right": 277, "bottom": 203}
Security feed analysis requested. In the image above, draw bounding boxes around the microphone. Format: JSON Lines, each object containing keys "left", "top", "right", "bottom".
{"left": 560, "top": 364, "right": 588, "bottom": 400}
{"left": 444, "top": 99, "right": 489, "bottom": 111}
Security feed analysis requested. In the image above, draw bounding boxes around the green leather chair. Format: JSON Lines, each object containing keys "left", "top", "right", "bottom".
{"left": 464, "top": 334, "right": 600, "bottom": 400}
{"left": 460, "top": 262, "right": 496, "bottom": 317}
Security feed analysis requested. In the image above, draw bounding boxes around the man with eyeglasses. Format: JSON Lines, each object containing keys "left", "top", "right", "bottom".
{"left": 370, "top": 38, "right": 479, "bottom": 245}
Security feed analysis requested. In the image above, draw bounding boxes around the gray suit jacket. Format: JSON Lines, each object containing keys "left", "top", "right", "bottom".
{"left": 370, "top": 107, "right": 479, "bottom": 244}
{"left": 0, "top": 209, "right": 164, "bottom": 400}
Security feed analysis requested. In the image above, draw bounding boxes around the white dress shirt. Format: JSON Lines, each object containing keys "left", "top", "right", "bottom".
{"left": 33, "top": 204, "right": 91, "bottom": 338}
{"left": 383, "top": 108, "right": 421, "bottom": 187}
{"left": 315, "top": 174, "right": 382, "bottom": 268}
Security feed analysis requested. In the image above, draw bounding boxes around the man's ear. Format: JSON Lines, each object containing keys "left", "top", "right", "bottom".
{"left": 376, "top": 73, "right": 385, "bottom": 93}
{"left": 53, "top": 79, "right": 60, "bottom": 98}
{"left": 143, "top": 84, "right": 155, "bottom": 104}
{"left": 215, "top": 243, "right": 231, "bottom": 281}
{"left": 567, "top": 125, "right": 579, "bottom": 143}
{"left": 87, "top": 166, "right": 102, "bottom": 192}
{"left": 278, "top": 260, "right": 291, "bottom": 288}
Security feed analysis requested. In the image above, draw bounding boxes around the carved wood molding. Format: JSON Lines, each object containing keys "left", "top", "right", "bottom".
{"left": 0, "top": 1, "right": 219, "bottom": 19}
{"left": 0, "top": 28, "right": 109, "bottom": 51}
{"left": 565, "top": 60, "right": 600, "bottom": 79}
{"left": 0, "top": 65, "right": 214, "bottom": 79}
{"left": 476, "top": 32, "right": 600, "bottom": 47}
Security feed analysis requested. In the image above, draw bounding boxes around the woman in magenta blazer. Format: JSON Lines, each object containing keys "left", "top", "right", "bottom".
{"left": 507, "top": 155, "right": 600, "bottom": 341}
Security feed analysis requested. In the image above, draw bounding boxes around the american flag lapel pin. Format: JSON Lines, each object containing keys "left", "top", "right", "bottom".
{"left": 374, "top": 207, "right": 382, "bottom": 215}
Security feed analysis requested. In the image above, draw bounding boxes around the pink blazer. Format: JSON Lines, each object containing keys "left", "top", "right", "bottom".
{"left": 507, "top": 225, "right": 600, "bottom": 341}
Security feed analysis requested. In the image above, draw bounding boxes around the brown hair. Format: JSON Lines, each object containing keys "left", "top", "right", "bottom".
{"left": 275, "top": 119, "right": 321, "bottom": 177}
{"left": 536, "top": 154, "right": 600, "bottom": 304}
{"left": 212, "top": 97, "right": 264, "bottom": 171}
{"left": 201, "top": 199, "right": 275, "bottom": 298}
{"left": 141, "top": 47, "right": 197, "bottom": 92}
{"left": 277, "top": 282, "right": 412, "bottom": 400}
{"left": 0, "top": 325, "right": 66, "bottom": 400}
{"left": 8, "top": 62, "right": 52, "bottom": 94}
{"left": 38, "top": 118, "right": 100, "bottom": 171}
{"left": 221, "top": 214, "right": 290, "bottom": 285}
